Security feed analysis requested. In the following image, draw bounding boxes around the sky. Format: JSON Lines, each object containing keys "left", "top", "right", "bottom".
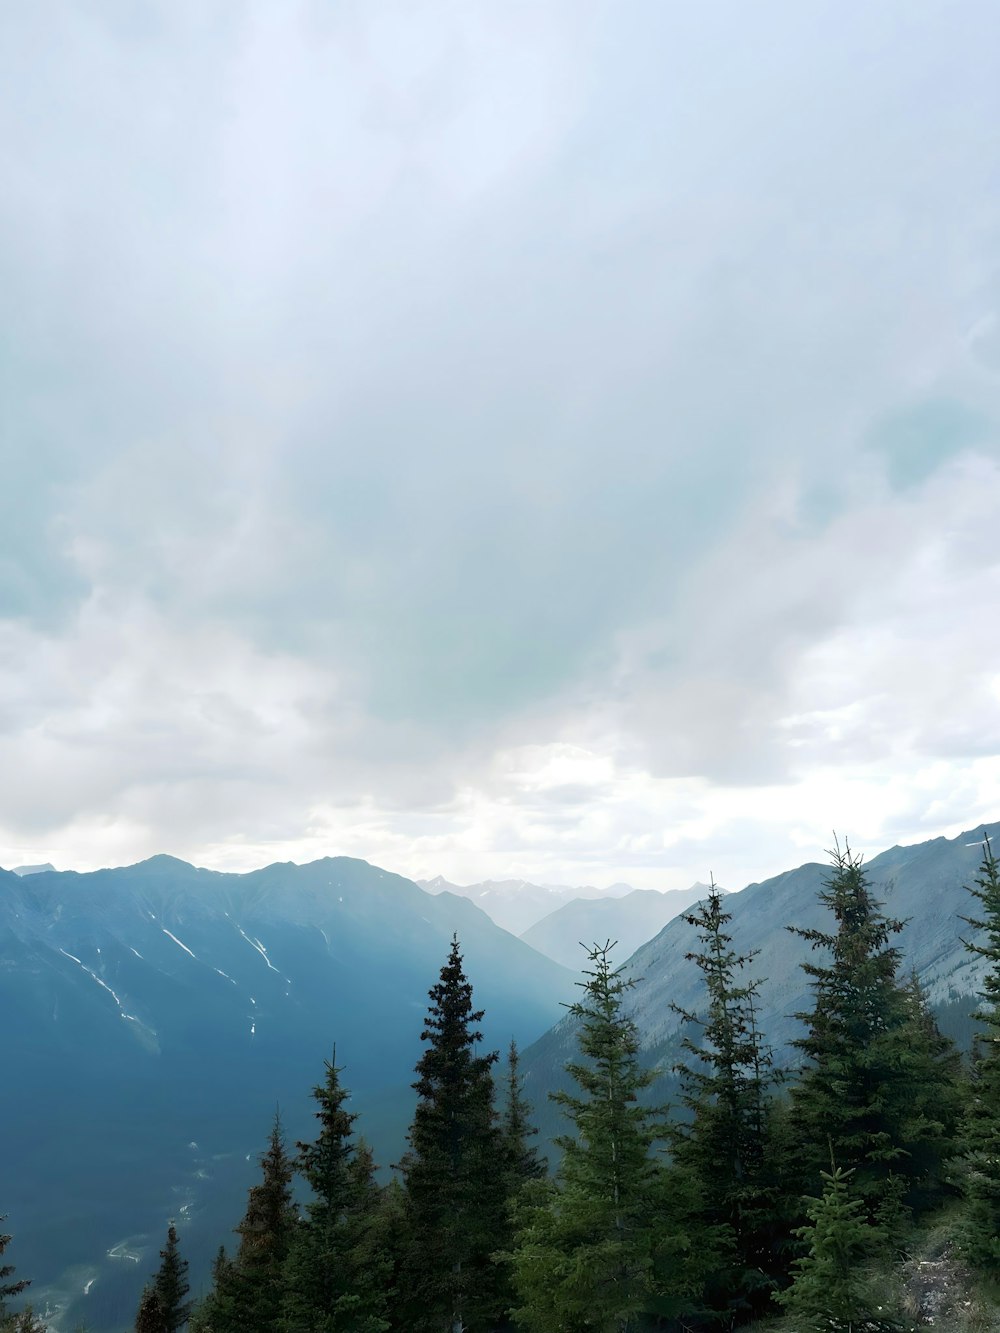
{"left": 2, "top": 1, "right": 1000, "bottom": 894}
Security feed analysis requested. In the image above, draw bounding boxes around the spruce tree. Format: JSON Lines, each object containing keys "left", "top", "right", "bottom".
{"left": 281, "top": 1055, "right": 389, "bottom": 1333}
{"left": 788, "top": 840, "right": 955, "bottom": 1226}
{"left": 188, "top": 1247, "right": 235, "bottom": 1333}
{"left": 509, "top": 943, "right": 702, "bottom": 1333}
{"left": 234, "top": 1115, "right": 297, "bottom": 1331}
{"left": 0, "top": 1226, "right": 41, "bottom": 1333}
{"left": 775, "top": 1164, "right": 903, "bottom": 1332}
{"left": 957, "top": 835, "right": 1000, "bottom": 1273}
{"left": 195, "top": 1117, "right": 298, "bottom": 1332}
{"left": 501, "top": 1040, "right": 546, "bottom": 1190}
{"left": 396, "top": 935, "right": 510, "bottom": 1333}
{"left": 152, "top": 1223, "right": 191, "bottom": 1333}
{"left": 672, "top": 883, "right": 784, "bottom": 1317}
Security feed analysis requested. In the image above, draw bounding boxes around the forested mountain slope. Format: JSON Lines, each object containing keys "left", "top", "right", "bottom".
{"left": 522, "top": 822, "right": 999, "bottom": 1132}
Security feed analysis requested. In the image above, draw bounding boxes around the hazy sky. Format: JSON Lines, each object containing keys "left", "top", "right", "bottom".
{"left": 2, "top": 1, "right": 1000, "bottom": 892}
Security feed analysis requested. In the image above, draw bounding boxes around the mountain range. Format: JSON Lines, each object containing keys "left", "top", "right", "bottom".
{"left": 4, "top": 824, "right": 998, "bottom": 1333}
{"left": 1, "top": 856, "right": 574, "bottom": 1333}
{"left": 519, "top": 884, "right": 716, "bottom": 972}
{"left": 418, "top": 875, "right": 639, "bottom": 935}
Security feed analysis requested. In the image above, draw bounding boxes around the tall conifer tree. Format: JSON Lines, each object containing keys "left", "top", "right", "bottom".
{"left": 234, "top": 1115, "right": 297, "bottom": 1331}
{"left": 672, "top": 884, "right": 783, "bottom": 1317}
{"left": 957, "top": 834, "right": 1000, "bottom": 1272}
{"left": 195, "top": 1116, "right": 298, "bottom": 1332}
{"left": 510, "top": 943, "right": 701, "bottom": 1332}
{"left": 788, "top": 840, "right": 955, "bottom": 1226}
{"left": 396, "top": 935, "right": 510, "bottom": 1333}
{"left": 281, "top": 1055, "right": 389, "bottom": 1333}
{"left": 501, "top": 1040, "right": 546, "bottom": 1190}
{"left": 152, "top": 1222, "right": 191, "bottom": 1333}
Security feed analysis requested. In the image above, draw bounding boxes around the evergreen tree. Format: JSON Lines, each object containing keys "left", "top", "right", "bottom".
{"left": 0, "top": 1224, "right": 28, "bottom": 1308}
{"left": 135, "top": 1286, "right": 166, "bottom": 1333}
{"left": 0, "top": 1223, "right": 44, "bottom": 1333}
{"left": 152, "top": 1223, "right": 191, "bottom": 1333}
{"left": 395, "top": 935, "right": 511, "bottom": 1333}
{"left": 775, "top": 1165, "right": 904, "bottom": 1332}
{"left": 956, "top": 835, "right": 1000, "bottom": 1273}
{"left": 894, "top": 971, "right": 962, "bottom": 1214}
{"left": 233, "top": 1115, "right": 297, "bottom": 1331}
{"left": 509, "top": 943, "right": 702, "bottom": 1333}
{"left": 788, "top": 840, "right": 955, "bottom": 1226}
{"left": 501, "top": 1040, "right": 546, "bottom": 1190}
{"left": 195, "top": 1117, "right": 298, "bottom": 1332}
{"left": 188, "top": 1248, "right": 235, "bottom": 1333}
{"left": 672, "top": 883, "right": 784, "bottom": 1317}
{"left": 281, "top": 1054, "right": 389, "bottom": 1333}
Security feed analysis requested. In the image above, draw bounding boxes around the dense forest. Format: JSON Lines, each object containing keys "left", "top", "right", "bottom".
{"left": 6, "top": 840, "right": 1000, "bottom": 1333}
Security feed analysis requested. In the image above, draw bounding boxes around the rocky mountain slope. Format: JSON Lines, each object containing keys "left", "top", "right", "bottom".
{"left": 522, "top": 823, "right": 999, "bottom": 1136}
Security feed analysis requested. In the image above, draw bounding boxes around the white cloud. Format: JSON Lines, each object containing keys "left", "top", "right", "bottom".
{"left": 2, "top": 2, "right": 1000, "bottom": 889}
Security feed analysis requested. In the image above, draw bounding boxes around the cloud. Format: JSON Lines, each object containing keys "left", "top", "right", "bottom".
{"left": 1, "top": 1, "right": 1000, "bottom": 890}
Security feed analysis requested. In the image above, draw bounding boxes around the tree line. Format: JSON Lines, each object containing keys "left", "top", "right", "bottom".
{"left": 5, "top": 838, "right": 1000, "bottom": 1331}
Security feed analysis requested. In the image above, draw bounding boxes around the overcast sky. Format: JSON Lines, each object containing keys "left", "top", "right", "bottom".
{"left": 2, "top": 1, "right": 999, "bottom": 893}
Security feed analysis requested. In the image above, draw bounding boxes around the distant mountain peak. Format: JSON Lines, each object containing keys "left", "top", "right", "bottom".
{"left": 11, "top": 862, "right": 57, "bottom": 876}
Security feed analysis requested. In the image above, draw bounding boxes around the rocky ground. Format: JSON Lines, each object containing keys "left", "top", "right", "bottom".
{"left": 901, "top": 1235, "right": 999, "bottom": 1331}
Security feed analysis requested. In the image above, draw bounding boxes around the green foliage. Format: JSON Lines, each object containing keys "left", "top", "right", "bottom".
{"left": 280, "top": 1056, "right": 389, "bottom": 1333}
{"left": 135, "top": 1285, "right": 167, "bottom": 1333}
{"left": 0, "top": 1224, "right": 28, "bottom": 1308}
{"left": 0, "top": 1223, "right": 41, "bottom": 1333}
{"left": 509, "top": 943, "right": 705, "bottom": 1332}
{"left": 151, "top": 1222, "right": 191, "bottom": 1332}
{"left": 395, "top": 935, "right": 512, "bottom": 1332}
{"left": 194, "top": 1117, "right": 297, "bottom": 1332}
{"left": 672, "top": 883, "right": 787, "bottom": 1318}
{"left": 956, "top": 836, "right": 1000, "bottom": 1275}
{"left": 188, "top": 1248, "right": 234, "bottom": 1333}
{"left": 501, "top": 1040, "right": 547, "bottom": 1190}
{"left": 0, "top": 1310, "right": 47, "bottom": 1333}
{"left": 788, "top": 841, "right": 957, "bottom": 1226}
{"left": 776, "top": 1165, "right": 909, "bottom": 1332}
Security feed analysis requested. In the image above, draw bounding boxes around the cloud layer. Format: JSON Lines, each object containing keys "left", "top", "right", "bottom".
{"left": 2, "top": 1, "right": 1000, "bottom": 891}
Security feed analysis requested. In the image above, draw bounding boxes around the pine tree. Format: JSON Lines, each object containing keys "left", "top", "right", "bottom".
{"left": 672, "top": 883, "right": 784, "bottom": 1317}
{"left": 281, "top": 1055, "right": 389, "bottom": 1333}
{"left": 956, "top": 835, "right": 1000, "bottom": 1273}
{"left": 775, "top": 1165, "right": 903, "bottom": 1332}
{"left": 501, "top": 1040, "right": 546, "bottom": 1190}
{"left": 788, "top": 840, "right": 955, "bottom": 1226}
{"left": 509, "top": 943, "right": 702, "bottom": 1333}
{"left": 152, "top": 1223, "right": 191, "bottom": 1333}
{"left": 395, "top": 935, "right": 511, "bottom": 1333}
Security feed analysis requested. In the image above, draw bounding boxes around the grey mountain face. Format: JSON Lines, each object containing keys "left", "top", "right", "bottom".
{"left": 522, "top": 823, "right": 1000, "bottom": 1137}
{"left": 418, "top": 875, "right": 640, "bottom": 934}
{"left": 11, "top": 862, "right": 56, "bottom": 876}
{"left": 519, "top": 884, "right": 717, "bottom": 972}
{"left": 1, "top": 855, "right": 574, "bottom": 1333}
